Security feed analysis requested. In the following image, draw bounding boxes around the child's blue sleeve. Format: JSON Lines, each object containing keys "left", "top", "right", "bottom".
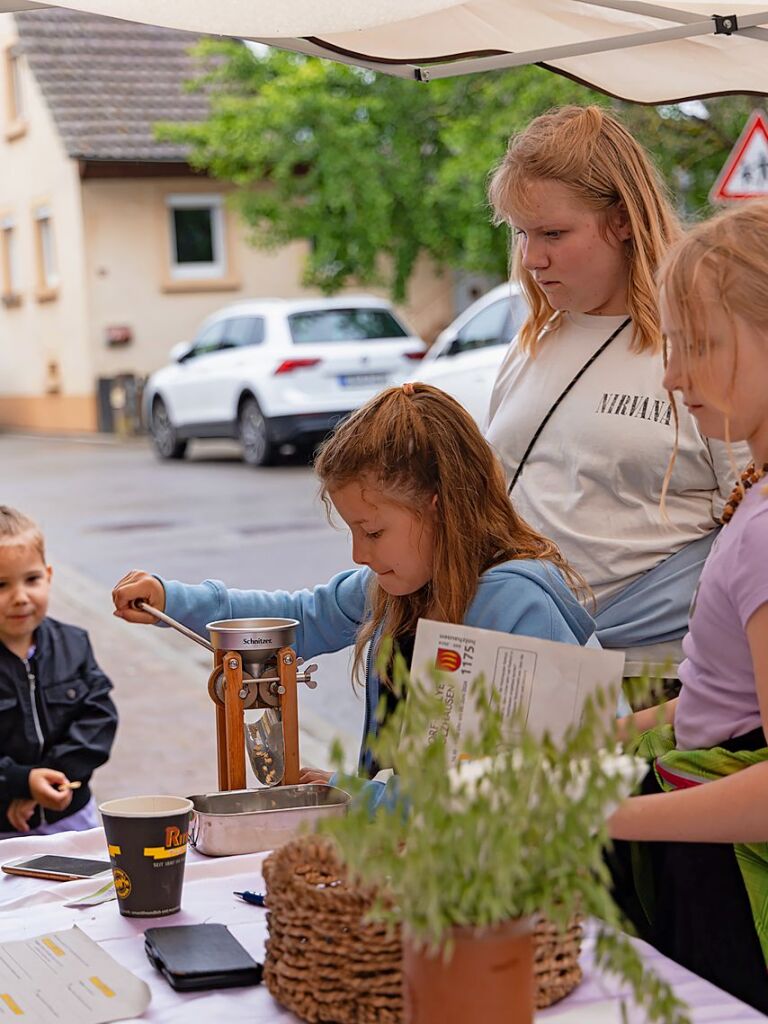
{"left": 331, "top": 772, "right": 402, "bottom": 815}
{"left": 161, "top": 568, "right": 371, "bottom": 660}
{"left": 466, "top": 579, "right": 582, "bottom": 645}
{"left": 460, "top": 561, "right": 598, "bottom": 645}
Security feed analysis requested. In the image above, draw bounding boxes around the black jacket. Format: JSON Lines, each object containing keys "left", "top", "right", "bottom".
{"left": 0, "top": 617, "right": 118, "bottom": 831}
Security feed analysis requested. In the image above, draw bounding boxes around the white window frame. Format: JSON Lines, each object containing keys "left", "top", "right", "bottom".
{"left": 34, "top": 205, "right": 58, "bottom": 289}
{"left": 0, "top": 215, "right": 20, "bottom": 295}
{"left": 166, "top": 193, "right": 226, "bottom": 281}
{"left": 8, "top": 49, "right": 23, "bottom": 121}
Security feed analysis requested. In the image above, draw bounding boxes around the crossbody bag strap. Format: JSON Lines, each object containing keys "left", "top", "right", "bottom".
{"left": 507, "top": 317, "right": 631, "bottom": 495}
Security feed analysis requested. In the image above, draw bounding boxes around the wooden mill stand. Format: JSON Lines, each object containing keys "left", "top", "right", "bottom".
{"left": 207, "top": 647, "right": 301, "bottom": 791}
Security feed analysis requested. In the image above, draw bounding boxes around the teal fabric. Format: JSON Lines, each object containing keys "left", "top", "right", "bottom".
{"left": 630, "top": 724, "right": 768, "bottom": 963}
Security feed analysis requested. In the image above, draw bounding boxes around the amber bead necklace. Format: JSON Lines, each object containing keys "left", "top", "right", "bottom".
{"left": 720, "top": 461, "right": 768, "bottom": 524}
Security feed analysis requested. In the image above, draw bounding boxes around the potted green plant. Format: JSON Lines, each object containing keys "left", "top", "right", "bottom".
{"left": 321, "top": 641, "right": 691, "bottom": 1024}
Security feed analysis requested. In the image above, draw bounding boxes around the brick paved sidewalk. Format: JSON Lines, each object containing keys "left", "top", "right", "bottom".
{"left": 49, "top": 564, "right": 341, "bottom": 804}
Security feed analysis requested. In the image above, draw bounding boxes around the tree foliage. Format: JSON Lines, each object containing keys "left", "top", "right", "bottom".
{"left": 157, "top": 41, "right": 762, "bottom": 299}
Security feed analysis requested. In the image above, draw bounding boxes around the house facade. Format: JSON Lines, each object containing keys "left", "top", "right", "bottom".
{"left": 0, "top": 9, "right": 454, "bottom": 433}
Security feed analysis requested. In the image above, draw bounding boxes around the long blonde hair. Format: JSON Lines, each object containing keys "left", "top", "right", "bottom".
{"left": 659, "top": 199, "right": 768, "bottom": 395}
{"left": 488, "top": 105, "right": 681, "bottom": 356}
{"left": 314, "top": 383, "right": 583, "bottom": 682}
{"left": 657, "top": 201, "right": 768, "bottom": 508}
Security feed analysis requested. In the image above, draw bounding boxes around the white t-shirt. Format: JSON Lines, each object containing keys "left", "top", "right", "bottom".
{"left": 485, "top": 312, "right": 745, "bottom": 606}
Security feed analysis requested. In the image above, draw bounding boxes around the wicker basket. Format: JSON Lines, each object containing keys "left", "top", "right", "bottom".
{"left": 263, "top": 835, "right": 582, "bottom": 1024}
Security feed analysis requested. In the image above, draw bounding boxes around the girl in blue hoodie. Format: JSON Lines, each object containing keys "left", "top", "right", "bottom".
{"left": 113, "top": 383, "right": 595, "bottom": 779}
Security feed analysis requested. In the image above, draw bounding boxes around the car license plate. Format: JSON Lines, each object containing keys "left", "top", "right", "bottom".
{"left": 338, "top": 373, "right": 388, "bottom": 387}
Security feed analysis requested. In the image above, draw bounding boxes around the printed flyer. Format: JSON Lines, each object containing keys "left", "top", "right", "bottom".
{"left": 412, "top": 619, "right": 626, "bottom": 762}
{"left": 0, "top": 925, "right": 150, "bottom": 1023}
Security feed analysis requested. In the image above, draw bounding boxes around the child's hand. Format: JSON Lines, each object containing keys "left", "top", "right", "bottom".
{"left": 6, "top": 798, "right": 37, "bottom": 832}
{"left": 112, "top": 571, "right": 166, "bottom": 623}
{"left": 299, "top": 767, "right": 333, "bottom": 785}
{"left": 28, "top": 768, "right": 74, "bottom": 812}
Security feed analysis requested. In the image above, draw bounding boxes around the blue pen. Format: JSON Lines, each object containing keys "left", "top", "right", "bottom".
{"left": 234, "top": 890, "right": 267, "bottom": 907}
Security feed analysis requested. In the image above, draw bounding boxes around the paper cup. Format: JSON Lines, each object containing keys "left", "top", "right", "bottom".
{"left": 99, "top": 795, "right": 193, "bottom": 918}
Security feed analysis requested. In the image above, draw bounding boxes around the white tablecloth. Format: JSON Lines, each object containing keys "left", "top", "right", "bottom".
{"left": 0, "top": 828, "right": 761, "bottom": 1023}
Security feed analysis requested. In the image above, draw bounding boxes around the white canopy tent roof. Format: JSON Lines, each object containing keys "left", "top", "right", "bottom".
{"left": 1, "top": 0, "right": 766, "bottom": 102}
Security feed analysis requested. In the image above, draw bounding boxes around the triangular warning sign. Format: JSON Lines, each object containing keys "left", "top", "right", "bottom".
{"left": 710, "top": 110, "right": 768, "bottom": 204}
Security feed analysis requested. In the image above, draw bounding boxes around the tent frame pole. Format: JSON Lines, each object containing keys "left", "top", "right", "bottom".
{"left": 418, "top": 9, "right": 768, "bottom": 80}
{"left": 578, "top": 0, "right": 768, "bottom": 42}
{"left": 262, "top": 5, "right": 768, "bottom": 82}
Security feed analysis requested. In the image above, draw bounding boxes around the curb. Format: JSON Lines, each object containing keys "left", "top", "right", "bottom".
{"left": 0, "top": 432, "right": 140, "bottom": 447}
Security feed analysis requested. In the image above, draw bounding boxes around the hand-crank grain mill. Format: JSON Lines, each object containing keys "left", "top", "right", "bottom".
{"left": 137, "top": 604, "right": 317, "bottom": 790}
{"left": 207, "top": 617, "right": 317, "bottom": 790}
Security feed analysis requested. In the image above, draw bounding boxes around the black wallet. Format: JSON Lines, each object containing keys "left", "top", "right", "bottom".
{"left": 144, "top": 923, "right": 263, "bottom": 991}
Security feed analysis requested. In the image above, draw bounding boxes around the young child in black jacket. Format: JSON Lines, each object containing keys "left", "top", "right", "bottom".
{"left": 0, "top": 506, "right": 117, "bottom": 836}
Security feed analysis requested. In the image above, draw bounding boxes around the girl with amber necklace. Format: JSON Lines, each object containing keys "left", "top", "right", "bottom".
{"left": 608, "top": 201, "right": 768, "bottom": 1013}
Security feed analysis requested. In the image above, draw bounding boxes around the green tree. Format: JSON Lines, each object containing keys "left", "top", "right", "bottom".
{"left": 421, "top": 72, "right": 609, "bottom": 275}
{"left": 158, "top": 42, "right": 761, "bottom": 299}
{"left": 158, "top": 42, "right": 603, "bottom": 298}
{"left": 618, "top": 97, "right": 767, "bottom": 216}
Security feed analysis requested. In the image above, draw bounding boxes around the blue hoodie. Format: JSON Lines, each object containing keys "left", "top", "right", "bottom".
{"left": 162, "top": 559, "right": 595, "bottom": 775}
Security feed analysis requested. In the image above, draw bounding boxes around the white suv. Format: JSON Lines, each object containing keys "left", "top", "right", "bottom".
{"left": 411, "top": 283, "right": 527, "bottom": 425}
{"left": 145, "top": 296, "right": 425, "bottom": 465}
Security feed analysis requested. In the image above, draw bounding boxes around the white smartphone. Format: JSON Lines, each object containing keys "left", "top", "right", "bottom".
{"left": 1, "top": 854, "right": 112, "bottom": 881}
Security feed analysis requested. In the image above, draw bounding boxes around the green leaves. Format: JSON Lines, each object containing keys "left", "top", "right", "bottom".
{"left": 617, "top": 97, "right": 767, "bottom": 216}
{"left": 321, "top": 649, "right": 691, "bottom": 1024}
{"left": 157, "top": 41, "right": 756, "bottom": 309}
{"left": 156, "top": 46, "right": 608, "bottom": 299}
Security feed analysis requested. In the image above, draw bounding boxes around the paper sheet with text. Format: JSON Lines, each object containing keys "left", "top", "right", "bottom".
{"left": 412, "top": 619, "right": 626, "bottom": 762}
{"left": 0, "top": 925, "right": 150, "bottom": 1023}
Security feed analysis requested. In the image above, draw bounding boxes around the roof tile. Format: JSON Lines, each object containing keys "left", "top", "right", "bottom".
{"left": 15, "top": 8, "right": 214, "bottom": 161}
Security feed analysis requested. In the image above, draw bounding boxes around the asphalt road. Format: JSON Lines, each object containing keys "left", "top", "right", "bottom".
{"left": 2, "top": 432, "right": 365, "bottom": 761}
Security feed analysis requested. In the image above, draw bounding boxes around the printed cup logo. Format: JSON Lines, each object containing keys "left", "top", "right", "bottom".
{"left": 165, "top": 825, "right": 188, "bottom": 848}
{"left": 143, "top": 824, "right": 189, "bottom": 862}
{"left": 435, "top": 647, "right": 461, "bottom": 672}
{"left": 113, "top": 868, "right": 132, "bottom": 899}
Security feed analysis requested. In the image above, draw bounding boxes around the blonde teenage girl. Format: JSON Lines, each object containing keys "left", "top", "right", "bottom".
{"left": 486, "top": 106, "right": 749, "bottom": 681}
{"left": 608, "top": 201, "right": 768, "bottom": 1013}
{"left": 112, "top": 383, "right": 595, "bottom": 780}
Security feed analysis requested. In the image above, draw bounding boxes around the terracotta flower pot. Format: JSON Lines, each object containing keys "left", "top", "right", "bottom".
{"left": 402, "top": 916, "right": 535, "bottom": 1024}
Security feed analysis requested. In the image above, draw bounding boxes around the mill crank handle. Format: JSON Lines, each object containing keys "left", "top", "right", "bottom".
{"left": 133, "top": 600, "right": 261, "bottom": 685}
{"left": 134, "top": 600, "right": 315, "bottom": 689}
{"left": 133, "top": 600, "right": 214, "bottom": 653}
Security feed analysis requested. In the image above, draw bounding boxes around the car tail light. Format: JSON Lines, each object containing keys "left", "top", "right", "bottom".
{"left": 404, "top": 351, "right": 425, "bottom": 361}
{"left": 274, "top": 358, "right": 322, "bottom": 375}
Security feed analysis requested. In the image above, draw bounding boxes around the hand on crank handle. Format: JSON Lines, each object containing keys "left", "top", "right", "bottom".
{"left": 298, "top": 767, "right": 334, "bottom": 785}
{"left": 112, "top": 570, "right": 166, "bottom": 623}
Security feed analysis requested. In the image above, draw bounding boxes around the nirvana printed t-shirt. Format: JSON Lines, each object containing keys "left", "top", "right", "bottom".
{"left": 486, "top": 312, "right": 746, "bottom": 606}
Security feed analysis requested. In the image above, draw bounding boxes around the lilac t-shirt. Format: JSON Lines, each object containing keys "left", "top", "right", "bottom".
{"left": 675, "top": 482, "right": 768, "bottom": 750}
